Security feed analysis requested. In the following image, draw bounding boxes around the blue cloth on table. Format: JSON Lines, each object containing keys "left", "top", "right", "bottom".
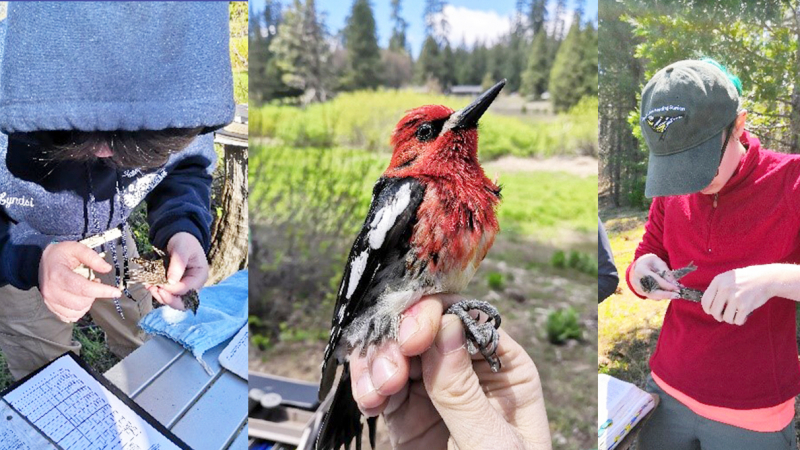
{"left": 139, "top": 270, "right": 248, "bottom": 374}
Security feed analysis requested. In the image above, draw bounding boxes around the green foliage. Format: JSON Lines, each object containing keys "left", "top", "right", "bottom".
{"left": 487, "top": 272, "right": 505, "bottom": 290}
{"left": 279, "top": 322, "right": 329, "bottom": 343}
{"left": 269, "top": 0, "right": 331, "bottom": 103}
{"left": 415, "top": 35, "right": 442, "bottom": 86}
{"left": 229, "top": 3, "right": 248, "bottom": 105}
{"left": 341, "top": 0, "right": 382, "bottom": 90}
{"left": 551, "top": 249, "right": 598, "bottom": 275}
{"left": 549, "top": 17, "right": 597, "bottom": 112}
{"left": 551, "top": 250, "right": 567, "bottom": 268}
{"left": 389, "top": 0, "right": 409, "bottom": 52}
{"left": 233, "top": 71, "right": 248, "bottom": 105}
{"left": 251, "top": 90, "right": 598, "bottom": 159}
{"left": 546, "top": 307, "right": 583, "bottom": 344}
{"left": 248, "top": 145, "right": 386, "bottom": 342}
{"left": 603, "top": 0, "right": 800, "bottom": 209}
{"left": 625, "top": 4, "right": 799, "bottom": 153}
{"left": 129, "top": 203, "right": 153, "bottom": 254}
{"left": 520, "top": 31, "right": 549, "bottom": 99}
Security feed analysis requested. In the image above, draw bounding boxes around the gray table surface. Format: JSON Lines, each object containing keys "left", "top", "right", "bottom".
{"left": 105, "top": 335, "right": 248, "bottom": 450}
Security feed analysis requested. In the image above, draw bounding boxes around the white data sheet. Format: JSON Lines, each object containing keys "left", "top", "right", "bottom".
{"left": 3, "top": 354, "right": 186, "bottom": 450}
{"left": 218, "top": 325, "right": 248, "bottom": 380}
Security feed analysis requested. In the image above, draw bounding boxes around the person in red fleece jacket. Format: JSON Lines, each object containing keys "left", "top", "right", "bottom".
{"left": 628, "top": 59, "right": 800, "bottom": 450}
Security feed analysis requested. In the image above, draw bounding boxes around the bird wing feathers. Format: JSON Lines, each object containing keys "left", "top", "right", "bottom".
{"left": 319, "top": 176, "right": 426, "bottom": 400}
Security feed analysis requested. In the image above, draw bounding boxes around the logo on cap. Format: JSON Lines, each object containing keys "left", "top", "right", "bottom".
{"left": 643, "top": 105, "right": 686, "bottom": 138}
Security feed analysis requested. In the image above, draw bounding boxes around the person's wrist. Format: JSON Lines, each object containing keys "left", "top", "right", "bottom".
{"left": 766, "top": 263, "right": 800, "bottom": 299}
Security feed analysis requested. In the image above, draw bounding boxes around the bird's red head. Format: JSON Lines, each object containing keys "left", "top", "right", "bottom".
{"left": 385, "top": 80, "right": 506, "bottom": 179}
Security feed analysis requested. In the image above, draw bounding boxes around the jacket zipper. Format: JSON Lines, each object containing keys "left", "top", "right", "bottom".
{"left": 706, "top": 193, "right": 718, "bottom": 253}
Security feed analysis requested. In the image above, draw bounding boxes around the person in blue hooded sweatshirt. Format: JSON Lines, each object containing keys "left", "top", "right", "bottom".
{"left": 0, "top": 3, "right": 233, "bottom": 379}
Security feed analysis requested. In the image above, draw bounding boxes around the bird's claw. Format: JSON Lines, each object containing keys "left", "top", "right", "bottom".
{"left": 445, "top": 300, "right": 502, "bottom": 372}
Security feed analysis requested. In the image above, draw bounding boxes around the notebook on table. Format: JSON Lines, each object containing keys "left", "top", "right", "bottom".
{"left": 0, "top": 352, "right": 190, "bottom": 450}
{"left": 599, "top": 374, "right": 659, "bottom": 450}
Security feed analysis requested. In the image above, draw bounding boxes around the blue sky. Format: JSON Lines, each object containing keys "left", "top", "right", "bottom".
{"left": 251, "top": 0, "right": 598, "bottom": 57}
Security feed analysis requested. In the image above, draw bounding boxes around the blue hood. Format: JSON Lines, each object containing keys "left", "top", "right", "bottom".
{"left": 0, "top": 2, "right": 234, "bottom": 133}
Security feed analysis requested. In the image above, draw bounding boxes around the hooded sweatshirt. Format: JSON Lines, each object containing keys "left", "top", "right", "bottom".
{"left": 0, "top": 3, "right": 234, "bottom": 290}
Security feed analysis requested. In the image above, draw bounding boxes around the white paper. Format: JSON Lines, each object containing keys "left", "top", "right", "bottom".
{"left": 218, "top": 325, "right": 248, "bottom": 380}
{"left": 4, "top": 355, "right": 182, "bottom": 450}
{"left": 598, "top": 374, "right": 655, "bottom": 450}
{"left": 0, "top": 401, "right": 56, "bottom": 450}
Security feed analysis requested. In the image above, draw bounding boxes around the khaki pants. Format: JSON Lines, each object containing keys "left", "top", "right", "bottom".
{"left": 0, "top": 232, "right": 153, "bottom": 380}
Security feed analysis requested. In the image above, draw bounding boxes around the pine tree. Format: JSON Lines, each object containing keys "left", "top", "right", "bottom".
{"left": 439, "top": 42, "right": 456, "bottom": 89}
{"left": 468, "top": 41, "right": 488, "bottom": 85}
{"left": 250, "top": 1, "right": 302, "bottom": 104}
{"left": 520, "top": 30, "right": 549, "bottom": 99}
{"left": 453, "top": 40, "right": 471, "bottom": 85}
{"left": 580, "top": 21, "right": 598, "bottom": 98}
{"left": 423, "top": 0, "right": 448, "bottom": 43}
{"left": 416, "top": 35, "right": 442, "bottom": 86}
{"left": 549, "top": 18, "right": 585, "bottom": 111}
{"left": 270, "top": 0, "right": 332, "bottom": 103}
{"left": 529, "top": 0, "right": 547, "bottom": 36}
{"left": 389, "top": 0, "right": 408, "bottom": 53}
{"left": 342, "top": 0, "right": 381, "bottom": 90}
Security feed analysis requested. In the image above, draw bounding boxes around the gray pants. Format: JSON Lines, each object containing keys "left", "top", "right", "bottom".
{"left": 0, "top": 232, "right": 152, "bottom": 379}
{"left": 637, "top": 375, "right": 796, "bottom": 450}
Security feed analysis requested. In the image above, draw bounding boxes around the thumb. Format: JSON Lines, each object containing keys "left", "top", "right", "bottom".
{"left": 166, "top": 250, "right": 187, "bottom": 286}
{"left": 70, "top": 243, "right": 112, "bottom": 273}
{"left": 420, "top": 315, "right": 512, "bottom": 448}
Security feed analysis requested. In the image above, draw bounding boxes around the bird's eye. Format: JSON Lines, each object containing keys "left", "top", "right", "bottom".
{"left": 415, "top": 123, "right": 435, "bottom": 142}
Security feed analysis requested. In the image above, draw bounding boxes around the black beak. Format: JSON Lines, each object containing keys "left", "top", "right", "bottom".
{"left": 446, "top": 79, "right": 506, "bottom": 131}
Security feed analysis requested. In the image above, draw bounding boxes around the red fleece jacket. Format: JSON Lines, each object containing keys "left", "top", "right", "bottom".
{"left": 626, "top": 131, "right": 800, "bottom": 409}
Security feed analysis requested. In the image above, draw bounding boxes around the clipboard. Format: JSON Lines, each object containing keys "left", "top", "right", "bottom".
{"left": 1, "top": 352, "right": 191, "bottom": 450}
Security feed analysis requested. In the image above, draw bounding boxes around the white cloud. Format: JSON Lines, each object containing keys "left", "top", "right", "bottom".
{"left": 432, "top": 6, "right": 513, "bottom": 48}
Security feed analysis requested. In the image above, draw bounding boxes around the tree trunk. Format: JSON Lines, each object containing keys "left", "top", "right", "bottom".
{"left": 207, "top": 143, "right": 249, "bottom": 285}
{"left": 790, "top": 19, "right": 800, "bottom": 154}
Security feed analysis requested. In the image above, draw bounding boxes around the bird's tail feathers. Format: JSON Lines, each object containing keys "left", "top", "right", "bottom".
{"left": 316, "top": 365, "right": 377, "bottom": 450}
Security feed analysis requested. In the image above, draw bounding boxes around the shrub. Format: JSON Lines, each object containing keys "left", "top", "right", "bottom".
{"left": 546, "top": 307, "right": 583, "bottom": 344}
{"left": 551, "top": 250, "right": 567, "bottom": 268}
{"left": 487, "top": 272, "right": 505, "bottom": 290}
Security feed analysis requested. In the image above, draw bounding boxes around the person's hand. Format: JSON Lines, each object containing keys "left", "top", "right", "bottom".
{"left": 147, "top": 232, "right": 208, "bottom": 310}
{"left": 701, "top": 265, "right": 775, "bottom": 325}
{"left": 630, "top": 253, "right": 680, "bottom": 299}
{"left": 39, "top": 241, "right": 122, "bottom": 323}
{"left": 349, "top": 295, "right": 552, "bottom": 449}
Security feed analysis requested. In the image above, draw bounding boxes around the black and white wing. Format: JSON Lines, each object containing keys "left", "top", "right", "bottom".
{"left": 319, "top": 176, "right": 426, "bottom": 400}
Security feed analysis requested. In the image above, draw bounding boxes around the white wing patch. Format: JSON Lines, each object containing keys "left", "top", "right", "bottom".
{"left": 368, "top": 183, "right": 411, "bottom": 249}
{"left": 346, "top": 250, "right": 369, "bottom": 299}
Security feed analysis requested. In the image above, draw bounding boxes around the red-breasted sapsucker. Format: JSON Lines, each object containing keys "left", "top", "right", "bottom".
{"left": 316, "top": 80, "right": 507, "bottom": 450}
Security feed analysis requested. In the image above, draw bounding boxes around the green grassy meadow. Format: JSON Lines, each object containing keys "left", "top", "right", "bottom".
{"left": 251, "top": 91, "right": 597, "bottom": 159}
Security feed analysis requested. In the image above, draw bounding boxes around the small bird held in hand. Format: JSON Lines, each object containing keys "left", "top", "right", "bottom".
{"left": 317, "top": 80, "right": 507, "bottom": 450}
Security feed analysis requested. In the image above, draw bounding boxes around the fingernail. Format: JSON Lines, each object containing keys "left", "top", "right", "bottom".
{"left": 398, "top": 316, "right": 419, "bottom": 345}
{"left": 371, "top": 357, "right": 398, "bottom": 390}
{"left": 435, "top": 317, "right": 465, "bottom": 354}
{"left": 168, "top": 278, "right": 177, "bottom": 285}
{"left": 355, "top": 372, "right": 375, "bottom": 399}
{"left": 113, "top": 290, "right": 122, "bottom": 298}
{"left": 671, "top": 293, "right": 680, "bottom": 299}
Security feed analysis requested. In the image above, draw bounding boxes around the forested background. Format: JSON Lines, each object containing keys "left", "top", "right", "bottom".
{"left": 249, "top": 0, "right": 597, "bottom": 111}
{"left": 599, "top": 0, "right": 799, "bottom": 209}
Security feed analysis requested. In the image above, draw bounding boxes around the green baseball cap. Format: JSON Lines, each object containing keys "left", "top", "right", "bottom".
{"left": 640, "top": 60, "right": 740, "bottom": 197}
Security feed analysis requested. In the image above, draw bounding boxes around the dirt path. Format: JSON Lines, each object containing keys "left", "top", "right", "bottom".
{"left": 485, "top": 155, "right": 598, "bottom": 177}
